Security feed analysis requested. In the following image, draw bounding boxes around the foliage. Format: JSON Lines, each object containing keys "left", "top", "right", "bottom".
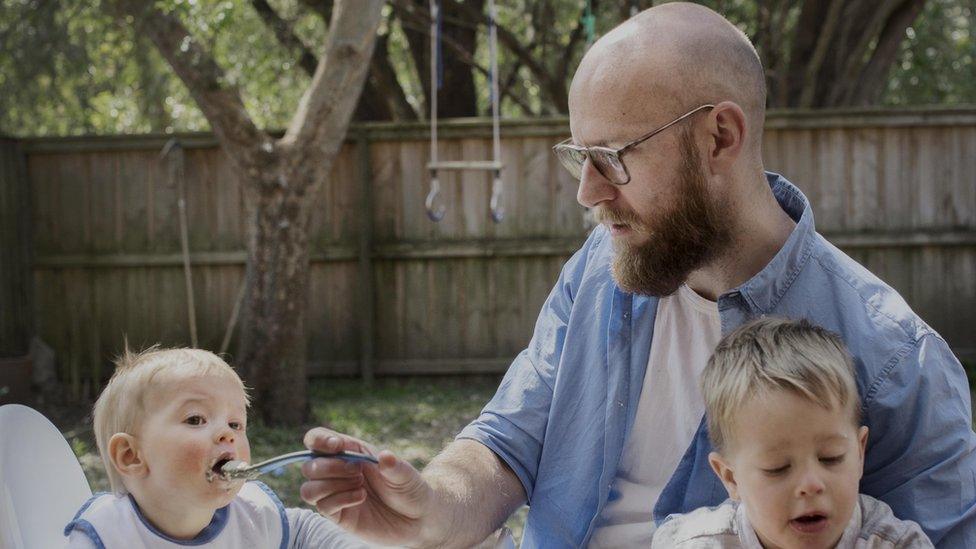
{"left": 2, "top": 1, "right": 166, "bottom": 134}
{"left": 884, "top": 0, "right": 976, "bottom": 105}
{"left": 4, "top": 0, "right": 975, "bottom": 137}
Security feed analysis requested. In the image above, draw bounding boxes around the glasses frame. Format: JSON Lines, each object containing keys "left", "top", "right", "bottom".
{"left": 553, "top": 103, "right": 715, "bottom": 185}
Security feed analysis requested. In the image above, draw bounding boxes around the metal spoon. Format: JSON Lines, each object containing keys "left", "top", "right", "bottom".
{"left": 217, "top": 450, "right": 378, "bottom": 481}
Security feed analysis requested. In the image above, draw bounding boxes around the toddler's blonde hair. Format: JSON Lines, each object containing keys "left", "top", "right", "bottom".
{"left": 702, "top": 317, "right": 860, "bottom": 453}
{"left": 93, "top": 345, "right": 247, "bottom": 494}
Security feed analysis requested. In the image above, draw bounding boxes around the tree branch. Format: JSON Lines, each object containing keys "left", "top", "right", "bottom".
{"left": 106, "top": 0, "right": 266, "bottom": 166}
{"left": 797, "top": 0, "right": 846, "bottom": 107}
{"left": 366, "top": 31, "right": 419, "bottom": 120}
{"left": 250, "top": 0, "right": 318, "bottom": 76}
{"left": 250, "top": 1, "right": 415, "bottom": 120}
{"left": 847, "top": 0, "right": 927, "bottom": 105}
{"left": 298, "top": 0, "right": 333, "bottom": 23}
{"left": 444, "top": 0, "right": 570, "bottom": 112}
{"left": 499, "top": 59, "right": 538, "bottom": 116}
{"left": 769, "top": 0, "right": 794, "bottom": 107}
{"left": 283, "top": 0, "right": 384, "bottom": 160}
{"left": 827, "top": 0, "right": 910, "bottom": 105}
{"left": 784, "top": 0, "right": 830, "bottom": 106}
{"left": 556, "top": 0, "right": 597, "bottom": 88}
{"left": 394, "top": 1, "right": 533, "bottom": 116}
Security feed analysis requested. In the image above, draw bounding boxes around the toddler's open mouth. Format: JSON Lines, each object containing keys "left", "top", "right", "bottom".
{"left": 205, "top": 452, "right": 236, "bottom": 483}
{"left": 789, "top": 512, "right": 829, "bottom": 534}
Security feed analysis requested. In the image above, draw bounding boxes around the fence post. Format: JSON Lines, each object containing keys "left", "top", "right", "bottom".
{"left": 356, "top": 130, "right": 376, "bottom": 384}
{"left": 0, "top": 138, "right": 34, "bottom": 403}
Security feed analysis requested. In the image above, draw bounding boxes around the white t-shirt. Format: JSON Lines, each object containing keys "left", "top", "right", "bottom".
{"left": 589, "top": 284, "right": 722, "bottom": 547}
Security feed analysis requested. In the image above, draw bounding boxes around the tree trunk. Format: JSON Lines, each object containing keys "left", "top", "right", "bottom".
{"left": 774, "top": 0, "right": 928, "bottom": 108}
{"left": 355, "top": 32, "right": 417, "bottom": 121}
{"left": 108, "top": 0, "right": 383, "bottom": 424}
{"left": 400, "top": 0, "right": 482, "bottom": 118}
{"left": 238, "top": 169, "right": 313, "bottom": 425}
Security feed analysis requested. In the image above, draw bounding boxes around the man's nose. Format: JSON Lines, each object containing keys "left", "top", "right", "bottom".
{"left": 796, "top": 468, "right": 826, "bottom": 497}
{"left": 576, "top": 160, "right": 617, "bottom": 208}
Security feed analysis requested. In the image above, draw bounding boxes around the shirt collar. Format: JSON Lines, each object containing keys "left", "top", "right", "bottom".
{"left": 128, "top": 493, "right": 230, "bottom": 545}
{"left": 730, "top": 172, "right": 817, "bottom": 314}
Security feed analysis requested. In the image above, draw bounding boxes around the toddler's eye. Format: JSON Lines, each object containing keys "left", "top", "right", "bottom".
{"left": 184, "top": 415, "right": 205, "bottom": 426}
{"left": 820, "top": 454, "right": 845, "bottom": 465}
{"left": 229, "top": 421, "right": 244, "bottom": 431}
{"left": 762, "top": 464, "right": 789, "bottom": 476}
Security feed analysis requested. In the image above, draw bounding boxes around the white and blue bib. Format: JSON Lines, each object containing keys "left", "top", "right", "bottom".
{"left": 64, "top": 481, "right": 288, "bottom": 548}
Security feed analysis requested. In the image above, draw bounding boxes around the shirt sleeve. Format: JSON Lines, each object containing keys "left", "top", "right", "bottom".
{"left": 285, "top": 507, "right": 378, "bottom": 549}
{"left": 895, "top": 521, "right": 937, "bottom": 549}
{"left": 860, "top": 333, "right": 976, "bottom": 547}
{"left": 456, "top": 228, "right": 605, "bottom": 502}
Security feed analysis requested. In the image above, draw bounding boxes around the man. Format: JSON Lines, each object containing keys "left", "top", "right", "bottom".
{"left": 299, "top": 3, "right": 976, "bottom": 547}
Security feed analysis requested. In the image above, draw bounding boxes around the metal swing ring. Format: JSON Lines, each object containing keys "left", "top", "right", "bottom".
{"left": 489, "top": 172, "right": 504, "bottom": 223}
{"left": 426, "top": 174, "right": 446, "bottom": 222}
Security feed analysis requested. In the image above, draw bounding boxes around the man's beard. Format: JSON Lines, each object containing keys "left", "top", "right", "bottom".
{"left": 597, "top": 129, "right": 732, "bottom": 297}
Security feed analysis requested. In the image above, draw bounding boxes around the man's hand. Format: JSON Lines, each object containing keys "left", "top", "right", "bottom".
{"left": 300, "top": 427, "right": 434, "bottom": 546}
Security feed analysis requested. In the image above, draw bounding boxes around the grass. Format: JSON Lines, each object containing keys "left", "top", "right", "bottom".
{"left": 64, "top": 376, "right": 529, "bottom": 542}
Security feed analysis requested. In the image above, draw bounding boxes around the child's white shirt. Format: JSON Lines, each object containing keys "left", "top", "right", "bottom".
{"left": 64, "top": 481, "right": 372, "bottom": 548}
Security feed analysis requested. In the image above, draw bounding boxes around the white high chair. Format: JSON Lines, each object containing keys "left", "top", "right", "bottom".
{"left": 0, "top": 404, "right": 93, "bottom": 549}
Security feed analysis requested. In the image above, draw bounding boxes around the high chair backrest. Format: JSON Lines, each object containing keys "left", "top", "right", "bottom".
{"left": 0, "top": 404, "right": 93, "bottom": 549}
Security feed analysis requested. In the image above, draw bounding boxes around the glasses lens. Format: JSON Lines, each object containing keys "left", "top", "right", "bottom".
{"left": 554, "top": 145, "right": 585, "bottom": 180}
{"left": 590, "top": 148, "right": 629, "bottom": 184}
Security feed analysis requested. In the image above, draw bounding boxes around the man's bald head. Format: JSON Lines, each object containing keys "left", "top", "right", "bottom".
{"left": 569, "top": 2, "right": 765, "bottom": 152}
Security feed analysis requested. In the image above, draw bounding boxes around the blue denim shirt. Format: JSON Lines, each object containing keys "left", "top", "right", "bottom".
{"left": 458, "top": 173, "right": 976, "bottom": 548}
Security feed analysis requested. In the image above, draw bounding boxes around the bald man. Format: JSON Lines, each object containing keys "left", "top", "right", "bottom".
{"left": 299, "top": 4, "right": 976, "bottom": 547}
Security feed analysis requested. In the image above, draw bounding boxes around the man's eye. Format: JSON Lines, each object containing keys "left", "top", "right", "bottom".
{"left": 185, "top": 415, "right": 205, "bottom": 426}
{"left": 762, "top": 464, "right": 789, "bottom": 476}
{"left": 820, "top": 454, "right": 845, "bottom": 465}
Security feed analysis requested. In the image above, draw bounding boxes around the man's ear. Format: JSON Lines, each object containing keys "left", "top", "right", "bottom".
{"left": 708, "top": 451, "right": 740, "bottom": 500}
{"left": 704, "top": 101, "right": 747, "bottom": 175}
{"left": 108, "top": 433, "right": 148, "bottom": 479}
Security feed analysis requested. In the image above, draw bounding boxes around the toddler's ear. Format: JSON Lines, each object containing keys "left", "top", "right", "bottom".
{"left": 857, "top": 426, "right": 869, "bottom": 468}
{"left": 708, "top": 451, "right": 739, "bottom": 500}
{"left": 108, "top": 433, "right": 148, "bottom": 479}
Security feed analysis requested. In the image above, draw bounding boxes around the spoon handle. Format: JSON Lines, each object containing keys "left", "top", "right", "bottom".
{"left": 224, "top": 450, "right": 379, "bottom": 480}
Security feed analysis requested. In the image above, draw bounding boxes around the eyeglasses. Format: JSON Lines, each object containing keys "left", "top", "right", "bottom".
{"left": 552, "top": 104, "right": 714, "bottom": 185}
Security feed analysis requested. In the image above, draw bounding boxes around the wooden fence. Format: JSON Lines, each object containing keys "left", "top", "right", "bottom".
{"left": 8, "top": 109, "right": 976, "bottom": 395}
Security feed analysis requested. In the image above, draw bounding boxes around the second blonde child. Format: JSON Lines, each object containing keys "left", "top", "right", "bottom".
{"left": 652, "top": 317, "right": 932, "bottom": 549}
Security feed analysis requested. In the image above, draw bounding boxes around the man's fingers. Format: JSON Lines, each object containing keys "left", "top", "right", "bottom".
{"left": 303, "top": 428, "right": 372, "bottom": 455}
{"left": 375, "top": 450, "right": 418, "bottom": 486}
{"left": 304, "top": 428, "right": 349, "bottom": 451}
{"left": 312, "top": 487, "right": 368, "bottom": 516}
{"left": 299, "top": 477, "right": 364, "bottom": 505}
